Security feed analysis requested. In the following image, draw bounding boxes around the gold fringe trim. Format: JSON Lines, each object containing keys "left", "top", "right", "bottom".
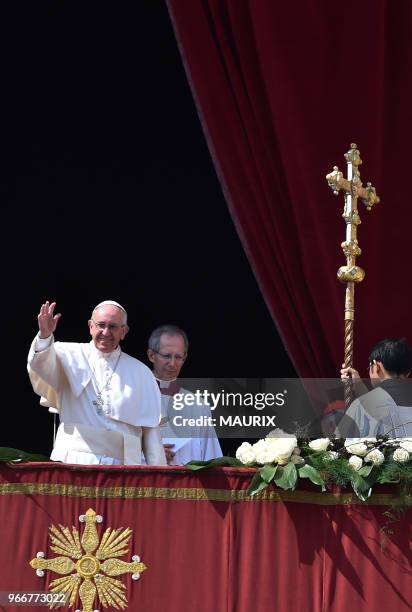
{"left": 0, "top": 482, "right": 409, "bottom": 506}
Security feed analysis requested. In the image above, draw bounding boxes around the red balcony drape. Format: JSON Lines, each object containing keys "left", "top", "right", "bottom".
{"left": 166, "top": 0, "right": 412, "bottom": 377}
{"left": 0, "top": 463, "right": 410, "bottom": 612}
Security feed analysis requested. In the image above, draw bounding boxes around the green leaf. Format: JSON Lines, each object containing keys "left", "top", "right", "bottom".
{"left": 0, "top": 447, "right": 49, "bottom": 462}
{"left": 185, "top": 456, "right": 243, "bottom": 470}
{"left": 260, "top": 463, "right": 278, "bottom": 483}
{"left": 351, "top": 473, "right": 372, "bottom": 501}
{"left": 298, "top": 464, "right": 325, "bottom": 490}
{"left": 273, "top": 462, "right": 298, "bottom": 490}
{"left": 247, "top": 470, "right": 269, "bottom": 496}
{"left": 358, "top": 465, "right": 373, "bottom": 477}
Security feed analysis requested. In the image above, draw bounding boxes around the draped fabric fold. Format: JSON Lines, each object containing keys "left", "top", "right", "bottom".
{"left": 167, "top": 0, "right": 412, "bottom": 376}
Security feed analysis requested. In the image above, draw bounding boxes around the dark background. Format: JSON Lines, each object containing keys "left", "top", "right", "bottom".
{"left": 1, "top": 2, "right": 295, "bottom": 456}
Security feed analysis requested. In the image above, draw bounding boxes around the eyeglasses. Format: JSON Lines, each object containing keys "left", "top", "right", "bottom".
{"left": 152, "top": 350, "right": 186, "bottom": 363}
{"left": 92, "top": 318, "right": 126, "bottom": 332}
{"left": 367, "top": 361, "right": 376, "bottom": 374}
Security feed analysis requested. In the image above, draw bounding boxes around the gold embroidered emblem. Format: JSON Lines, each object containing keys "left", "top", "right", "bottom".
{"left": 29, "top": 508, "right": 146, "bottom": 611}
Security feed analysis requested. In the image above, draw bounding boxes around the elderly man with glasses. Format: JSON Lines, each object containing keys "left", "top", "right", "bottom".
{"left": 27, "top": 300, "right": 166, "bottom": 466}
{"left": 146, "top": 324, "right": 222, "bottom": 465}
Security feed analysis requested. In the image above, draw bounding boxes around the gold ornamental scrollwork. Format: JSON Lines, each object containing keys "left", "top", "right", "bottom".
{"left": 29, "top": 508, "right": 147, "bottom": 612}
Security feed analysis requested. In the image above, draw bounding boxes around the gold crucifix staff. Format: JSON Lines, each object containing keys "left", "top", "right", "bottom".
{"left": 326, "top": 143, "right": 380, "bottom": 408}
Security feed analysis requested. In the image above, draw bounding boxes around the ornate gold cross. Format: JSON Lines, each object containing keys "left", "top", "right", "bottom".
{"left": 30, "top": 508, "right": 146, "bottom": 612}
{"left": 326, "top": 143, "right": 380, "bottom": 407}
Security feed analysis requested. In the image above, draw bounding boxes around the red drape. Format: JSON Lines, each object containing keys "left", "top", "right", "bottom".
{"left": 166, "top": 0, "right": 412, "bottom": 377}
{"left": 0, "top": 463, "right": 411, "bottom": 612}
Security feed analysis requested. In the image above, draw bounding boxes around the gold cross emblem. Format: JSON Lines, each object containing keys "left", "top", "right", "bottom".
{"left": 30, "top": 508, "right": 146, "bottom": 612}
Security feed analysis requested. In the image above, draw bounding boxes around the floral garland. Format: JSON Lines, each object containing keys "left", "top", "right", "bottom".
{"left": 188, "top": 434, "right": 412, "bottom": 503}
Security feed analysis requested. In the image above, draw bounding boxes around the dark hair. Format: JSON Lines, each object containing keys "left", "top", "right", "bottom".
{"left": 369, "top": 338, "right": 412, "bottom": 375}
{"left": 148, "top": 325, "right": 189, "bottom": 353}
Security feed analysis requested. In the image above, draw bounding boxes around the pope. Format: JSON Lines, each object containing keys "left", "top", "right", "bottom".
{"left": 27, "top": 300, "right": 166, "bottom": 465}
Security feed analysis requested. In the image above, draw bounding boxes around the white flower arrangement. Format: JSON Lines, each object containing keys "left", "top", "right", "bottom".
{"left": 188, "top": 433, "right": 412, "bottom": 502}
{"left": 231, "top": 434, "right": 412, "bottom": 501}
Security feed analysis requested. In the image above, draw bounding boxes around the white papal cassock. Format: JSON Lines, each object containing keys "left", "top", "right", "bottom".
{"left": 28, "top": 334, "right": 166, "bottom": 465}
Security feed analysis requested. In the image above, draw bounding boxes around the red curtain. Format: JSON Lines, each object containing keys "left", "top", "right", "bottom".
{"left": 0, "top": 463, "right": 411, "bottom": 612}
{"left": 166, "top": 0, "right": 412, "bottom": 377}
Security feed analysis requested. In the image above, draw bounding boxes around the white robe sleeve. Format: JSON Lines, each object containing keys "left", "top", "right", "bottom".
{"left": 27, "top": 335, "right": 66, "bottom": 409}
{"left": 142, "top": 427, "right": 167, "bottom": 465}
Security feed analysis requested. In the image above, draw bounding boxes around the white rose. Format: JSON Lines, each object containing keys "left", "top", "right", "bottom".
{"left": 348, "top": 455, "right": 363, "bottom": 471}
{"left": 393, "top": 448, "right": 410, "bottom": 463}
{"left": 251, "top": 439, "right": 267, "bottom": 463}
{"left": 309, "top": 438, "right": 331, "bottom": 452}
{"left": 399, "top": 439, "right": 412, "bottom": 454}
{"left": 344, "top": 439, "right": 368, "bottom": 456}
{"left": 265, "top": 437, "right": 297, "bottom": 463}
{"left": 254, "top": 446, "right": 277, "bottom": 465}
{"left": 251, "top": 439, "right": 274, "bottom": 465}
{"left": 236, "top": 442, "right": 256, "bottom": 465}
{"left": 364, "top": 448, "right": 385, "bottom": 466}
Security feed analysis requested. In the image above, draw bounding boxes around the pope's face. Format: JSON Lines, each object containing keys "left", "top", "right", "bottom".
{"left": 148, "top": 333, "right": 186, "bottom": 380}
{"left": 88, "top": 305, "right": 128, "bottom": 353}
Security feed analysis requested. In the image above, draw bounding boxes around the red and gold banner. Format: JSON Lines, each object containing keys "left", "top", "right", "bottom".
{"left": 0, "top": 463, "right": 411, "bottom": 611}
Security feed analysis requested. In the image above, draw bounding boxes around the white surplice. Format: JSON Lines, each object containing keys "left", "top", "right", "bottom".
{"left": 156, "top": 379, "right": 223, "bottom": 465}
{"left": 336, "top": 379, "right": 412, "bottom": 438}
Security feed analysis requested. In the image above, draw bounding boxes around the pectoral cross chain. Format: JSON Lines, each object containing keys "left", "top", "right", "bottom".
{"left": 89, "top": 352, "right": 121, "bottom": 416}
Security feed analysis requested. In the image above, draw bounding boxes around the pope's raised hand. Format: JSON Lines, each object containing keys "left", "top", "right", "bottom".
{"left": 38, "top": 301, "right": 61, "bottom": 339}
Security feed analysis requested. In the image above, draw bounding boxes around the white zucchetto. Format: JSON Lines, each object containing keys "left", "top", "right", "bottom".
{"left": 93, "top": 300, "right": 127, "bottom": 314}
